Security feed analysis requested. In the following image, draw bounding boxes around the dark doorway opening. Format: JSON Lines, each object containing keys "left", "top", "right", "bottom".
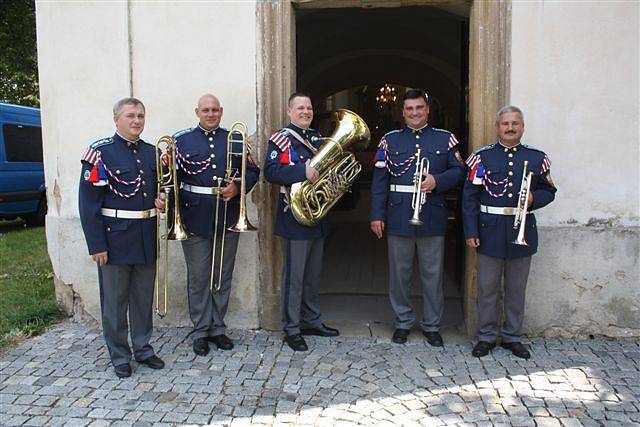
{"left": 295, "top": 5, "right": 470, "bottom": 338}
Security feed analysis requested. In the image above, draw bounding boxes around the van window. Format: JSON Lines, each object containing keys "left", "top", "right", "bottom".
{"left": 3, "top": 124, "right": 43, "bottom": 162}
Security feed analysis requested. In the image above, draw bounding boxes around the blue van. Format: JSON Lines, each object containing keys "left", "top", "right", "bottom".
{"left": 0, "top": 103, "right": 45, "bottom": 226}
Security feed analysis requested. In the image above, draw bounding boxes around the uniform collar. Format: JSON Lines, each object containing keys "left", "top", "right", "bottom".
{"left": 497, "top": 140, "right": 521, "bottom": 152}
{"left": 406, "top": 123, "right": 429, "bottom": 134}
{"left": 198, "top": 124, "right": 219, "bottom": 137}
{"left": 114, "top": 132, "right": 140, "bottom": 147}
{"left": 287, "top": 122, "right": 313, "bottom": 136}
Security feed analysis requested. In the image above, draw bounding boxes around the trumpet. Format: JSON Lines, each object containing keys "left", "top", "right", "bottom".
{"left": 154, "top": 135, "right": 188, "bottom": 318}
{"left": 409, "top": 146, "right": 429, "bottom": 226}
{"left": 513, "top": 160, "right": 533, "bottom": 246}
{"left": 209, "top": 122, "right": 256, "bottom": 292}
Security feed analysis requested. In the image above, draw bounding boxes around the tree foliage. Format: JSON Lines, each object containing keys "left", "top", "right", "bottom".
{"left": 0, "top": 0, "right": 39, "bottom": 107}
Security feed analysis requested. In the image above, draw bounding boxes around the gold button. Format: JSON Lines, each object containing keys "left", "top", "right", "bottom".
{"left": 436, "top": 150, "right": 441, "bottom": 155}
{"left": 487, "top": 171, "right": 491, "bottom": 175}
{"left": 139, "top": 170, "right": 144, "bottom": 174}
{"left": 415, "top": 135, "right": 420, "bottom": 139}
{"left": 508, "top": 182, "right": 513, "bottom": 187}
{"left": 143, "top": 192, "right": 147, "bottom": 197}
{"left": 395, "top": 151, "right": 399, "bottom": 155}
{"left": 210, "top": 154, "right": 215, "bottom": 158}
{"left": 116, "top": 169, "right": 121, "bottom": 175}
{"left": 508, "top": 193, "right": 513, "bottom": 198}
{"left": 209, "top": 144, "right": 214, "bottom": 148}
{"left": 133, "top": 149, "right": 138, "bottom": 154}
{"left": 106, "top": 227, "right": 111, "bottom": 232}
{"left": 186, "top": 154, "right": 190, "bottom": 158}
{"left": 513, "top": 147, "right": 518, "bottom": 152}
{"left": 212, "top": 165, "right": 217, "bottom": 169}
{"left": 508, "top": 153, "right": 513, "bottom": 158}
{"left": 142, "top": 180, "right": 146, "bottom": 185}
{"left": 508, "top": 161, "right": 513, "bottom": 166}
{"left": 504, "top": 148, "right": 508, "bottom": 152}
{"left": 209, "top": 137, "right": 213, "bottom": 141}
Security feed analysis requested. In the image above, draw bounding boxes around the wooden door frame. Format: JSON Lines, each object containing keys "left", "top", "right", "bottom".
{"left": 256, "top": 0, "right": 511, "bottom": 335}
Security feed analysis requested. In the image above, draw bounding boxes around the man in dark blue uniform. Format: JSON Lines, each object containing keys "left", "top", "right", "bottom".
{"left": 462, "top": 106, "right": 556, "bottom": 359}
{"left": 79, "top": 98, "right": 166, "bottom": 378}
{"left": 174, "top": 94, "right": 260, "bottom": 356}
{"left": 264, "top": 92, "right": 339, "bottom": 352}
{"left": 370, "top": 89, "right": 465, "bottom": 346}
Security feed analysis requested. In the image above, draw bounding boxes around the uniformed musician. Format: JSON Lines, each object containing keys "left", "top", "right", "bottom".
{"left": 462, "top": 105, "right": 556, "bottom": 359}
{"left": 370, "top": 89, "right": 465, "bottom": 346}
{"left": 173, "top": 94, "right": 260, "bottom": 357}
{"left": 263, "top": 92, "right": 340, "bottom": 352}
{"left": 79, "top": 98, "right": 166, "bottom": 378}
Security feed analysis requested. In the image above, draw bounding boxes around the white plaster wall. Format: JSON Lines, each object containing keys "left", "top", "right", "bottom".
{"left": 37, "top": 1, "right": 260, "bottom": 328}
{"left": 511, "top": 2, "right": 640, "bottom": 335}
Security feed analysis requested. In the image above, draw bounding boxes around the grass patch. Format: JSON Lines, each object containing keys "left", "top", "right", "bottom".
{"left": 0, "top": 221, "right": 64, "bottom": 350}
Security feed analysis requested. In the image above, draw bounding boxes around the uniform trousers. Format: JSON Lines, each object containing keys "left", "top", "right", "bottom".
{"left": 281, "top": 238, "right": 325, "bottom": 336}
{"left": 476, "top": 253, "right": 532, "bottom": 343}
{"left": 98, "top": 263, "right": 156, "bottom": 367}
{"left": 181, "top": 232, "right": 239, "bottom": 340}
{"left": 388, "top": 235, "right": 445, "bottom": 332}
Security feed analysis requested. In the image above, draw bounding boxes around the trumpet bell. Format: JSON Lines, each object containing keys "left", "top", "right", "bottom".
{"left": 227, "top": 216, "right": 257, "bottom": 233}
{"left": 408, "top": 218, "right": 424, "bottom": 226}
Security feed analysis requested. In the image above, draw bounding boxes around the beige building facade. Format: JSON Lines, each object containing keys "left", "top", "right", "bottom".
{"left": 36, "top": 0, "right": 639, "bottom": 337}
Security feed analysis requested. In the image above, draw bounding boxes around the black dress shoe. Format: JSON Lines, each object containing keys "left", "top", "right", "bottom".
{"left": 472, "top": 341, "right": 496, "bottom": 357}
{"left": 138, "top": 355, "right": 165, "bottom": 369}
{"left": 193, "top": 338, "right": 210, "bottom": 356}
{"left": 501, "top": 342, "right": 531, "bottom": 359}
{"left": 209, "top": 334, "right": 234, "bottom": 350}
{"left": 114, "top": 363, "right": 131, "bottom": 378}
{"left": 284, "top": 334, "right": 308, "bottom": 351}
{"left": 300, "top": 324, "right": 340, "bottom": 337}
{"left": 392, "top": 328, "right": 410, "bottom": 344}
{"left": 423, "top": 331, "right": 444, "bottom": 347}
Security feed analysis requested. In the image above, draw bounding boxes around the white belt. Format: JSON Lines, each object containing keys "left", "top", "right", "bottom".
{"left": 389, "top": 184, "right": 414, "bottom": 194}
{"left": 480, "top": 205, "right": 531, "bottom": 216}
{"left": 101, "top": 208, "right": 157, "bottom": 219}
{"left": 181, "top": 182, "right": 222, "bottom": 195}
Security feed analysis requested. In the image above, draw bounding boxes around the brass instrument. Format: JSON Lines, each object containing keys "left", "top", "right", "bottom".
{"left": 289, "top": 109, "right": 370, "bottom": 226}
{"left": 155, "top": 135, "right": 188, "bottom": 318}
{"left": 209, "top": 122, "right": 256, "bottom": 292}
{"left": 513, "top": 160, "right": 533, "bottom": 246}
{"left": 409, "top": 146, "right": 430, "bottom": 226}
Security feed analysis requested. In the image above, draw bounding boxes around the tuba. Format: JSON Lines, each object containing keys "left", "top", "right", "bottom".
{"left": 289, "top": 109, "right": 370, "bottom": 226}
{"left": 155, "top": 135, "right": 188, "bottom": 318}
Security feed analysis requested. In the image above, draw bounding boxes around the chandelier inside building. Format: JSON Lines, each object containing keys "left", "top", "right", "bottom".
{"left": 376, "top": 84, "right": 397, "bottom": 106}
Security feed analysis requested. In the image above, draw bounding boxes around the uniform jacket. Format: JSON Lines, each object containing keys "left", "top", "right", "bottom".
{"left": 174, "top": 125, "right": 260, "bottom": 239}
{"left": 78, "top": 133, "right": 157, "bottom": 265}
{"left": 370, "top": 126, "right": 465, "bottom": 237}
{"left": 461, "top": 142, "right": 556, "bottom": 259}
{"left": 263, "top": 123, "right": 329, "bottom": 240}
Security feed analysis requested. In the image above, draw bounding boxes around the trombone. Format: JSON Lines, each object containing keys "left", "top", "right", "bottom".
{"left": 513, "top": 160, "right": 533, "bottom": 246}
{"left": 209, "top": 122, "right": 257, "bottom": 292}
{"left": 155, "top": 135, "right": 188, "bottom": 317}
{"left": 409, "top": 146, "right": 430, "bottom": 226}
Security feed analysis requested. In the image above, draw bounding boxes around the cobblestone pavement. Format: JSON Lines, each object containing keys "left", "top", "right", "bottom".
{"left": 1, "top": 322, "right": 638, "bottom": 426}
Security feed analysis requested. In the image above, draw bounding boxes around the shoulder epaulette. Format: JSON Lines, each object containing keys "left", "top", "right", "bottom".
{"left": 89, "top": 137, "right": 113, "bottom": 149}
{"left": 475, "top": 144, "right": 495, "bottom": 154}
{"left": 430, "top": 127, "right": 452, "bottom": 135}
{"left": 521, "top": 143, "right": 546, "bottom": 154}
{"left": 270, "top": 129, "right": 291, "bottom": 151}
{"left": 383, "top": 129, "right": 402, "bottom": 137}
{"left": 172, "top": 127, "right": 194, "bottom": 139}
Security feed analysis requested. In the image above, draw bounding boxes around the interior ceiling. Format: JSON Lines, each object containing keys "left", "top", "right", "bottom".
{"left": 296, "top": 6, "right": 470, "bottom": 117}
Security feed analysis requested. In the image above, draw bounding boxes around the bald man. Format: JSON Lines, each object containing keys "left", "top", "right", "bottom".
{"left": 173, "top": 94, "right": 260, "bottom": 356}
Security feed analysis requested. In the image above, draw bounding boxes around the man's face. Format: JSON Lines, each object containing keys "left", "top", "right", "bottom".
{"left": 496, "top": 112, "right": 525, "bottom": 146}
{"left": 196, "top": 96, "right": 223, "bottom": 130}
{"left": 113, "top": 103, "right": 145, "bottom": 140}
{"left": 287, "top": 96, "right": 313, "bottom": 129}
{"left": 402, "top": 97, "right": 429, "bottom": 129}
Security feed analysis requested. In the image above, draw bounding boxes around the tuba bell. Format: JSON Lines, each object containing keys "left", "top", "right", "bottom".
{"left": 289, "top": 109, "right": 370, "bottom": 226}
{"left": 155, "top": 135, "right": 188, "bottom": 318}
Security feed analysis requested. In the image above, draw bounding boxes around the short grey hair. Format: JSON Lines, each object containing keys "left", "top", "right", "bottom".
{"left": 113, "top": 97, "right": 145, "bottom": 116}
{"left": 496, "top": 105, "right": 524, "bottom": 124}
